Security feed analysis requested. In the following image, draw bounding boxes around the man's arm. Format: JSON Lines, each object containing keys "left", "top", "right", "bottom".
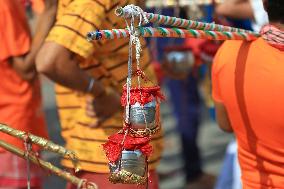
{"left": 12, "top": 0, "right": 58, "bottom": 81}
{"left": 214, "top": 101, "right": 233, "bottom": 133}
{"left": 216, "top": 0, "right": 255, "bottom": 20}
{"left": 36, "top": 1, "right": 123, "bottom": 125}
{"left": 36, "top": 42, "right": 121, "bottom": 126}
{"left": 36, "top": 42, "right": 106, "bottom": 97}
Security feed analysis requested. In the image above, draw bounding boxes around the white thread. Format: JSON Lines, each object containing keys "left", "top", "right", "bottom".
{"left": 122, "top": 4, "right": 147, "bottom": 130}
{"left": 121, "top": 4, "right": 149, "bottom": 26}
{"left": 24, "top": 138, "right": 32, "bottom": 189}
{"left": 86, "top": 78, "right": 95, "bottom": 93}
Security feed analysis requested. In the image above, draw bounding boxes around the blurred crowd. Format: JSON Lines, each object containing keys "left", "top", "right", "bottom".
{"left": 0, "top": 0, "right": 283, "bottom": 189}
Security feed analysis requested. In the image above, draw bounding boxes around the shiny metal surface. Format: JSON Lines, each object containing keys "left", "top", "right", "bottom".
{"left": 109, "top": 150, "right": 146, "bottom": 177}
{"left": 166, "top": 51, "right": 195, "bottom": 73}
{"left": 129, "top": 101, "right": 156, "bottom": 129}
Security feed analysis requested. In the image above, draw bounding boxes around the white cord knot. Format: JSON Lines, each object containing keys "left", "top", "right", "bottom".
{"left": 131, "top": 35, "right": 142, "bottom": 60}
{"left": 119, "top": 4, "right": 145, "bottom": 124}
{"left": 116, "top": 4, "right": 149, "bottom": 26}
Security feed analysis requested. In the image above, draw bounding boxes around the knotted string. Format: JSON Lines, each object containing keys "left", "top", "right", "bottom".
{"left": 120, "top": 5, "right": 151, "bottom": 188}
{"left": 123, "top": 4, "right": 146, "bottom": 125}
{"left": 260, "top": 24, "right": 284, "bottom": 51}
{"left": 23, "top": 133, "right": 51, "bottom": 189}
{"left": 24, "top": 134, "right": 32, "bottom": 189}
{"left": 116, "top": 4, "right": 149, "bottom": 26}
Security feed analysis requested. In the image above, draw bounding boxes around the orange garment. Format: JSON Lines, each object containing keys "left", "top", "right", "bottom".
{"left": 19, "top": 0, "right": 44, "bottom": 14}
{"left": 212, "top": 38, "right": 284, "bottom": 188}
{"left": 0, "top": 0, "right": 48, "bottom": 151}
{"left": 31, "top": 0, "right": 45, "bottom": 14}
{"left": 46, "top": 0, "right": 163, "bottom": 173}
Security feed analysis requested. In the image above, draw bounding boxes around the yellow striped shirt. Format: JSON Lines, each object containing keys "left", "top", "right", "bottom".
{"left": 46, "top": 0, "right": 163, "bottom": 173}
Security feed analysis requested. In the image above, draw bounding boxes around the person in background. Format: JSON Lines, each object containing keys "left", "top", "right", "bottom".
{"left": 216, "top": 0, "right": 269, "bottom": 32}
{"left": 212, "top": 0, "right": 284, "bottom": 188}
{"left": 0, "top": 0, "right": 57, "bottom": 188}
{"left": 214, "top": 1, "right": 269, "bottom": 188}
{"left": 150, "top": 5, "right": 217, "bottom": 188}
{"left": 36, "top": 1, "right": 163, "bottom": 189}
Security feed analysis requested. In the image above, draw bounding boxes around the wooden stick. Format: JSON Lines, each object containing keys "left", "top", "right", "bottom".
{"left": 0, "top": 124, "right": 80, "bottom": 171}
{"left": 0, "top": 140, "right": 98, "bottom": 189}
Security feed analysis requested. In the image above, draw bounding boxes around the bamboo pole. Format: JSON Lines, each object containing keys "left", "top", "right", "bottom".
{"left": 0, "top": 140, "right": 98, "bottom": 189}
{"left": 0, "top": 124, "right": 80, "bottom": 171}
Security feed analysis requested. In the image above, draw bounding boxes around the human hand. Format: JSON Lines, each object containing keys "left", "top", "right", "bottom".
{"left": 10, "top": 57, "right": 37, "bottom": 81}
{"left": 85, "top": 88, "right": 122, "bottom": 127}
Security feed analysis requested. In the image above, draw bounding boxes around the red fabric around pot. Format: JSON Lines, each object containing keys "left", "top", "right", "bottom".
{"left": 102, "top": 133, "right": 153, "bottom": 163}
{"left": 121, "top": 86, "right": 165, "bottom": 106}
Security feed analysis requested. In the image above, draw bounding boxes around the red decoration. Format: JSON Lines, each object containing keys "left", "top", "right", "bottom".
{"left": 136, "top": 69, "right": 146, "bottom": 79}
{"left": 199, "top": 40, "right": 221, "bottom": 58}
{"left": 152, "top": 61, "right": 164, "bottom": 85}
{"left": 102, "top": 133, "right": 153, "bottom": 163}
{"left": 121, "top": 86, "right": 165, "bottom": 106}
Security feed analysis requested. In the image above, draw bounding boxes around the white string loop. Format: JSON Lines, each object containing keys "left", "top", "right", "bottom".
{"left": 117, "top": 4, "right": 149, "bottom": 26}
{"left": 121, "top": 4, "right": 148, "bottom": 131}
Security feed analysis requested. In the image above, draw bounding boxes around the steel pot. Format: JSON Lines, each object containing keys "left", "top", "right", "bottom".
{"left": 129, "top": 100, "right": 156, "bottom": 129}
{"left": 109, "top": 150, "right": 146, "bottom": 177}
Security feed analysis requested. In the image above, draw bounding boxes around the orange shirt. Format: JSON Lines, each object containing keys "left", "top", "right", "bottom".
{"left": 0, "top": 0, "right": 48, "bottom": 151}
{"left": 212, "top": 38, "right": 284, "bottom": 188}
{"left": 31, "top": 0, "right": 45, "bottom": 14}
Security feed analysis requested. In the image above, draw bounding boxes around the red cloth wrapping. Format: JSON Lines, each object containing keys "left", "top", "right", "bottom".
{"left": 102, "top": 134, "right": 153, "bottom": 163}
{"left": 200, "top": 40, "right": 221, "bottom": 57}
{"left": 121, "top": 86, "right": 165, "bottom": 106}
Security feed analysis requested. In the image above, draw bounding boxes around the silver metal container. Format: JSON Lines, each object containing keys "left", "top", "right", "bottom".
{"left": 129, "top": 100, "right": 156, "bottom": 129}
{"left": 109, "top": 150, "right": 146, "bottom": 177}
{"left": 166, "top": 51, "right": 195, "bottom": 73}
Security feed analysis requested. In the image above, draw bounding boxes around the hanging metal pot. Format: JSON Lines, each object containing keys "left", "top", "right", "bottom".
{"left": 109, "top": 150, "right": 147, "bottom": 184}
{"left": 163, "top": 45, "right": 195, "bottom": 79}
{"left": 167, "top": 51, "right": 194, "bottom": 72}
{"left": 129, "top": 100, "right": 156, "bottom": 129}
{"left": 121, "top": 86, "right": 164, "bottom": 134}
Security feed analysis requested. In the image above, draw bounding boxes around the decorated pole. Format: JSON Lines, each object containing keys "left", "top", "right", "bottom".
{"left": 0, "top": 140, "right": 97, "bottom": 189}
{"left": 146, "top": 0, "right": 224, "bottom": 7}
{"left": 0, "top": 124, "right": 79, "bottom": 171}
{"left": 115, "top": 6, "right": 255, "bottom": 34}
{"left": 87, "top": 27, "right": 260, "bottom": 42}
